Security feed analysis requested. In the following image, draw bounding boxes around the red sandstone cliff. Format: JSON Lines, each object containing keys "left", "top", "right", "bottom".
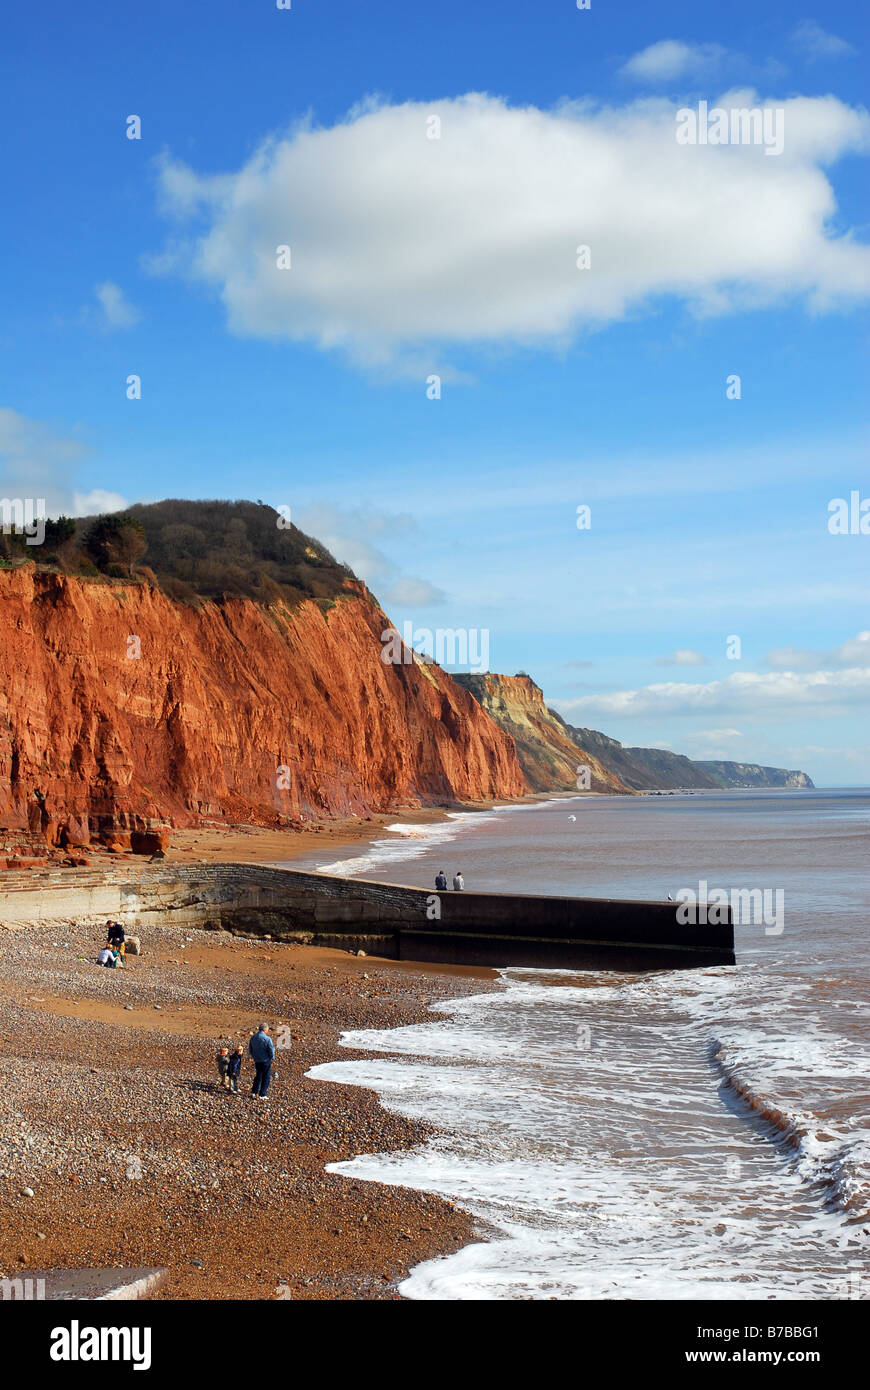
{"left": 0, "top": 569, "right": 525, "bottom": 846}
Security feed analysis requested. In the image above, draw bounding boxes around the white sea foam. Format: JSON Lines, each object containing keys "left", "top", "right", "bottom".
{"left": 309, "top": 797, "right": 565, "bottom": 878}
{"left": 307, "top": 969, "right": 868, "bottom": 1300}
{"left": 303, "top": 789, "right": 870, "bottom": 1299}
{"left": 311, "top": 814, "right": 496, "bottom": 878}
{"left": 712, "top": 1035, "right": 870, "bottom": 1219}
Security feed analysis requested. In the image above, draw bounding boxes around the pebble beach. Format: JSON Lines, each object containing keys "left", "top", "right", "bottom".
{"left": 0, "top": 917, "right": 496, "bottom": 1299}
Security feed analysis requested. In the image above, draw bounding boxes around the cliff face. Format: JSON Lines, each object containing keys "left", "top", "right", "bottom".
{"left": 456, "top": 674, "right": 814, "bottom": 794}
{"left": 452, "top": 674, "right": 630, "bottom": 794}
{"left": 694, "top": 761, "right": 814, "bottom": 789}
{"left": 567, "top": 728, "right": 719, "bottom": 791}
{"left": 0, "top": 569, "right": 525, "bottom": 845}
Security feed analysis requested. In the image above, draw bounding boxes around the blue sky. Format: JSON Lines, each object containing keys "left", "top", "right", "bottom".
{"left": 1, "top": 0, "right": 868, "bottom": 784}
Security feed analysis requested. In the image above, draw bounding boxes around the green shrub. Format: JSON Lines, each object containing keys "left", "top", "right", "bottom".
{"left": 84, "top": 513, "right": 147, "bottom": 574}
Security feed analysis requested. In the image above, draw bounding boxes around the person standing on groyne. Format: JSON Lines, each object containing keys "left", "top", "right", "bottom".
{"left": 249, "top": 1023, "right": 275, "bottom": 1100}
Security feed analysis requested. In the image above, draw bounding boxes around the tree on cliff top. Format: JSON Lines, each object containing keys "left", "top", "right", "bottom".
{"left": 83, "top": 513, "right": 147, "bottom": 576}
{"left": 124, "top": 498, "right": 354, "bottom": 607}
{"left": 0, "top": 514, "right": 77, "bottom": 566}
{"left": 30, "top": 499, "right": 355, "bottom": 608}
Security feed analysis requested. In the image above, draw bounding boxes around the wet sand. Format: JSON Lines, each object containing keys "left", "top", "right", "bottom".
{"left": 162, "top": 796, "right": 551, "bottom": 868}
{"left": 0, "top": 918, "right": 498, "bottom": 1300}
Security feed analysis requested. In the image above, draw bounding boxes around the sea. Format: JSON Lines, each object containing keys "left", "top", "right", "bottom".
{"left": 301, "top": 788, "right": 870, "bottom": 1300}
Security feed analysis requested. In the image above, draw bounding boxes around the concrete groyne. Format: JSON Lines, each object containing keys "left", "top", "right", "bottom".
{"left": 0, "top": 862, "right": 734, "bottom": 970}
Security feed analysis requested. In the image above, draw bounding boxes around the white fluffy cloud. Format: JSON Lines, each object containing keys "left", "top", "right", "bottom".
{"left": 0, "top": 407, "right": 88, "bottom": 512}
{"left": 680, "top": 726, "right": 746, "bottom": 758}
{"left": 790, "top": 22, "right": 856, "bottom": 61}
{"left": 73, "top": 489, "right": 130, "bottom": 517}
{"left": 384, "top": 575, "right": 445, "bottom": 606}
{"left": 620, "top": 40, "right": 726, "bottom": 82}
{"left": 766, "top": 630, "right": 870, "bottom": 669}
{"left": 293, "top": 503, "right": 445, "bottom": 607}
{"left": 0, "top": 409, "right": 130, "bottom": 519}
{"left": 655, "top": 648, "right": 707, "bottom": 666}
{"left": 151, "top": 91, "right": 870, "bottom": 366}
{"left": 94, "top": 281, "right": 140, "bottom": 330}
{"left": 689, "top": 727, "right": 743, "bottom": 740}
{"left": 555, "top": 667, "right": 870, "bottom": 721}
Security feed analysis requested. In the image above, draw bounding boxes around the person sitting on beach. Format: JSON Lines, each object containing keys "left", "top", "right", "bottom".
{"left": 228, "top": 1046, "right": 243, "bottom": 1094}
{"left": 435, "top": 870, "right": 448, "bottom": 891}
{"left": 109, "top": 944, "right": 125, "bottom": 969}
{"left": 249, "top": 1023, "right": 276, "bottom": 1100}
{"left": 453, "top": 871, "right": 465, "bottom": 891}
{"left": 216, "top": 1047, "right": 232, "bottom": 1091}
{"left": 97, "top": 945, "right": 115, "bottom": 968}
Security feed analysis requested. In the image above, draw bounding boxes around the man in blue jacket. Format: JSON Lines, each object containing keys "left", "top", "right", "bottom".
{"left": 249, "top": 1023, "right": 276, "bottom": 1100}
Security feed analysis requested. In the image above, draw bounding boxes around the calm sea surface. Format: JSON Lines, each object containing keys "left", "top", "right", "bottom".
{"left": 303, "top": 790, "right": 870, "bottom": 1299}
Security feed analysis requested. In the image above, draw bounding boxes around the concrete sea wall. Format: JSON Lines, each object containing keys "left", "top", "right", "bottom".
{"left": 0, "top": 862, "right": 734, "bottom": 970}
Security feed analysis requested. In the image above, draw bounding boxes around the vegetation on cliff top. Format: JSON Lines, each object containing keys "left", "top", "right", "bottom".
{"left": 0, "top": 498, "right": 355, "bottom": 608}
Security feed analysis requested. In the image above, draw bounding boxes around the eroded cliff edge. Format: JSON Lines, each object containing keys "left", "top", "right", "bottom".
{"left": 0, "top": 568, "right": 525, "bottom": 845}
